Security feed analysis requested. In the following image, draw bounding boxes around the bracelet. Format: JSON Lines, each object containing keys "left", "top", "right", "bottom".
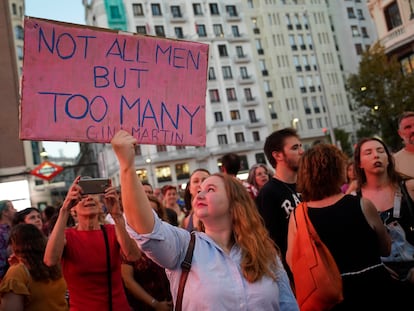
{"left": 151, "top": 298, "right": 158, "bottom": 306}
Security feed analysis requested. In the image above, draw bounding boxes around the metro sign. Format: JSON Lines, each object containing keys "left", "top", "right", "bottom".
{"left": 30, "top": 161, "right": 64, "bottom": 181}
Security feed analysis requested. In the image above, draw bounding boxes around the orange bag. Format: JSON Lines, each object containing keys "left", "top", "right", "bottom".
{"left": 290, "top": 202, "right": 343, "bottom": 311}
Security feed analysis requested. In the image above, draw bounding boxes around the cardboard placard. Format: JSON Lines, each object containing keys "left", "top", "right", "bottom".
{"left": 20, "top": 17, "right": 209, "bottom": 146}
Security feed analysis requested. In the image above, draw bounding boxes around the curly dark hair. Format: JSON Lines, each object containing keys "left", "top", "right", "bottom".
{"left": 297, "top": 143, "right": 347, "bottom": 201}
{"left": 9, "top": 224, "right": 62, "bottom": 281}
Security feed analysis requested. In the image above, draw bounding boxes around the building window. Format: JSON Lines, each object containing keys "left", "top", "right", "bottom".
{"left": 384, "top": 2, "right": 402, "bottom": 30}
{"left": 156, "top": 165, "right": 172, "bottom": 182}
{"left": 196, "top": 24, "right": 207, "bottom": 37}
{"left": 171, "top": 5, "right": 182, "bottom": 18}
{"left": 208, "top": 67, "right": 216, "bottom": 80}
{"left": 255, "top": 152, "right": 266, "bottom": 164}
{"left": 193, "top": 3, "right": 203, "bottom": 15}
{"left": 226, "top": 5, "right": 238, "bottom": 17}
{"left": 12, "top": 3, "right": 17, "bottom": 15}
{"left": 231, "top": 25, "right": 240, "bottom": 37}
{"left": 347, "top": 7, "right": 356, "bottom": 18}
{"left": 175, "top": 27, "right": 184, "bottom": 38}
{"left": 355, "top": 43, "right": 363, "bottom": 55}
{"left": 16, "top": 46, "right": 23, "bottom": 60}
{"left": 175, "top": 163, "right": 190, "bottom": 180}
{"left": 244, "top": 88, "right": 253, "bottom": 100}
{"left": 213, "top": 24, "right": 223, "bottom": 37}
{"left": 134, "top": 145, "right": 142, "bottom": 156}
{"left": 222, "top": 66, "right": 233, "bottom": 79}
{"left": 235, "top": 132, "right": 245, "bottom": 143}
{"left": 239, "top": 155, "right": 249, "bottom": 171}
{"left": 357, "top": 9, "right": 365, "bottom": 20}
{"left": 230, "top": 110, "right": 241, "bottom": 120}
{"left": 156, "top": 145, "right": 167, "bottom": 152}
{"left": 132, "top": 3, "right": 144, "bottom": 16}
{"left": 248, "top": 110, "right": 257, "bottom": 122}
{"left": 236, "top": 46, "right": 244, "bottom": 57}
{"left": 155, "top": 26, "right": 165, "bottom": 37}
{"left": 218, "top": 44, "right": 228, "bottom": 57}
{"left": 136, "top": 26, "right": 146, "bottom": 34}
{"left": 214, "top": 111, "right": 223, "bottom": 122}
{"left": 209, "top": 3, "right": 220, "bottom": 15}
{"left": 151, "top": 4, "right": 162, "bottom": 16}
{"left": 240, "top": 67, "right": 249, "bottom": 79}
{"left": 209, "top": 89, "right": 220, "bottom": 102}
{"left": 351, "top": 25, "right": 360, "bottom": 37}
{"left": 361, "top": 27, "right": 369, "bottom": 38}
{"left": 15, "top": 25, "right": 24, "bottom": 40}
{"left": 109, "top": 5, "right": 121, "bottom": 19}
{"left": 226, "top": 88, "right": 237, "bottom": 101}
{"left": 252, "top": 131, "right": 260, "bottom": 142}
{"left": 218, "top": 134, "right": 228, "bottom": 145}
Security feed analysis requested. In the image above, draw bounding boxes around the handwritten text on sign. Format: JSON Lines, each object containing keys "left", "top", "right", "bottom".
{"left": 20, "top": 17, "right": 209, "bottom": 146}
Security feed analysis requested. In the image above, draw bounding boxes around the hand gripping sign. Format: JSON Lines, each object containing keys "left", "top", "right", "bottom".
{"left": 20, "top": 17, "right": 209, "bottom": 146}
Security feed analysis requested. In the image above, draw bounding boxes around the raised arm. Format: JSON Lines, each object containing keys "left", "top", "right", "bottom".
{"left": 44, "top": 176, "right": 82, "bottom": 266}
{"left": 104, "top": 186, "right": 141, "bottom": 261}
{"left": 111, "top": 130, "right": 155, "bottom": 234}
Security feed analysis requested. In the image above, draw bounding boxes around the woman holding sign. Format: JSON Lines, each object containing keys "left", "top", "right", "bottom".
{"left": 111, "top": 130, "right": 298, "bottom": 311}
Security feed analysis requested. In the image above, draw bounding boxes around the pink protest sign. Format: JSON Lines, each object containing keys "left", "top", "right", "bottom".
{"left": 20, "top": 17, "right": 209, "bottom": 146}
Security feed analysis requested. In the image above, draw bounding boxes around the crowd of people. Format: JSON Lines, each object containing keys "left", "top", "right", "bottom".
{"left": 0, "top": 111, "right": 412, "bottom": 310}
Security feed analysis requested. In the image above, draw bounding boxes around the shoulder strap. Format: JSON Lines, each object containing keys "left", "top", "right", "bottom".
{"left": 400, "top": 180, "right": 414, "bottom": 231}
{"left": 101, "top": 224, "right": 112, "bottom": 311}
{"left": 175, "top": 232, "right": 196, "bottom": 311}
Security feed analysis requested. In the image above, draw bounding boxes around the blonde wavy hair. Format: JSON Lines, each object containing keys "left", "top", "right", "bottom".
{"left": 197, "top": 173, "right": 279, "bottom": 282}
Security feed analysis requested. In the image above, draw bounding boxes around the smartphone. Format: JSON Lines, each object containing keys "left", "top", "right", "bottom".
{"left": 78, "top": 178, "right": 111, "bottom": 195}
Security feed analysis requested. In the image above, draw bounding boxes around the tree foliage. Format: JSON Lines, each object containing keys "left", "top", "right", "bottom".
{"left": 345, "top": 43, "right": 414, "bottom": 151}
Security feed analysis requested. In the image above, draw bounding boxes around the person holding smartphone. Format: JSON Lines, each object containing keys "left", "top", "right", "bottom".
{"left": 44, "top": 176, "right": 141, "bottom": 311}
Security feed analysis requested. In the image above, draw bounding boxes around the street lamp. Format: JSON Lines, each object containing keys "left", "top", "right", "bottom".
{"left": 292, "top": 118, "right": 299, "bottom": 129}
{"left": 40, "top": 147, "right": 48, "bottom": 160}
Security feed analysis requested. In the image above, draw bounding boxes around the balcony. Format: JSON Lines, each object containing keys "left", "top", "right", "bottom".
{"left": 242, "top": 97, "right": 259, "bottom": 107}
{"left": 238, "top": 75, "right": 254, "bottom": 85}
{"left": 233, "top": 54, "right": 250, "bottom": 64}
{"left": 246, "top": 119, "right": 266, "bottom": 128}
{"left": 226, "top": 13, "right": 241, "bottom": 22}
{"left": 169, "top": 14, "right": 187, "bottom": 23}
{"left": 227, "top": 33, "right": 249, "bottom": 43}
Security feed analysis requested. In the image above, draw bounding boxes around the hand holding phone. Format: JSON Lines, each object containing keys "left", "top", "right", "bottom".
{"left": 78, "top": 178, "right": 111, "bottom": 195}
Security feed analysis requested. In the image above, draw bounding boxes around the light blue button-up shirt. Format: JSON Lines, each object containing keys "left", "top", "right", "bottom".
{"left": 126, "top": 213, "right": 298, "bottom": 311}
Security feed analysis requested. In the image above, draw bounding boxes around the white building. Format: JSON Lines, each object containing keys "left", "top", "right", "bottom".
{"left": 81, "top": 0, "right": 377, "bottom": 188}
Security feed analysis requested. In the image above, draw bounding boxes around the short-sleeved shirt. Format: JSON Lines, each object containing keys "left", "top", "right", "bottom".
{"left": 0, "top": 263, "right": 68, "bottom": 311}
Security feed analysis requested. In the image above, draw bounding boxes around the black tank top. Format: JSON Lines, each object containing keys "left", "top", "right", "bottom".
{"left": 307, "top": 195, "right": 382, "bottom": 274}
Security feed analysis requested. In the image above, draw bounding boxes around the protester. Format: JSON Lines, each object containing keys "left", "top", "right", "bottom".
{"left": 162, "top": 185, "right": 184, "bottom": 226}
{"left": 220, "top": 152, "right": 258, "bottom": 198}
{"left": 111, "top": 130, "right": 299, "bottom": 311}
{"left": 44, "top": 177, "right": 140, "bottom": 310}
{"left": 394, "top": 111, "right": 414, "bottom": 178}
{"left": 340, "top": 160, "right": 358, "bottom": 195}
{"left": 247, "top": 163, "right": 272, "bottom": 193}
{"left": 255, "top": 128, "right": 303, "bottom": 284}
{"left": 0, "top": 200, "right": 16, "bottom": 280}
{"left": 12, "top": 207, "right": 43, "bottom": 231}
{"left": 42, "top": 205, "right": 57, "bottom": 236}
{"left": 181, "top": 168, "right": 210, "bottom": 232}
{"left": 287, "top": 143, "right": 408, "bottom": 310}
{"left": 142, "top": 182, "right": 154, "bottom": 196}
{"left": 354, "top": 137, "right": 414, "bottom": 284}
{"left": 0, "top": 223, "right": 68, "bottom": 310}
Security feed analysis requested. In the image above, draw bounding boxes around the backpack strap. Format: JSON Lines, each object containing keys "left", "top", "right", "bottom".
{"left": 175, "top": 232, "right": 196, "bottom": 311}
